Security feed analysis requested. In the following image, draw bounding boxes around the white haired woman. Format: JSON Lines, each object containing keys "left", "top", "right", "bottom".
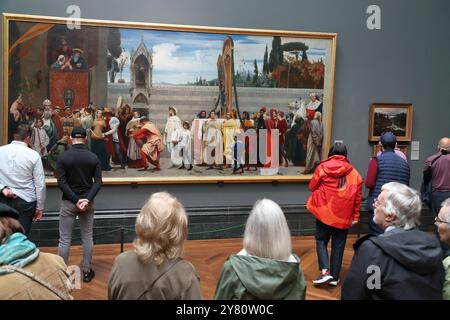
{"left": 108, "top": 192, "right": 202, "bottom": 300}
{"left": 342, "top": 182, "right": 444, "bottom": 300}
{"left": 214, "top": 199, "right": 306, "bottom": 300}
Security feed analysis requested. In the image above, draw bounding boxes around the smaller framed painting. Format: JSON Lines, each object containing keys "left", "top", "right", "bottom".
{"left": 372, "top": 144, "right": 409, "bottom": 159}
{"left": 368, "top": 103, "right": 413, "bottom": 141}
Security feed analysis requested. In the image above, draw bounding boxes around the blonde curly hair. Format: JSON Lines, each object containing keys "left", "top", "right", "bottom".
{"left": 133, "top": 192, "right": 187, "bottom": 265}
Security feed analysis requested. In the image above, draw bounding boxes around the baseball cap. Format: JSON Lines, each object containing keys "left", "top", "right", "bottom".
{"left": 71, "top": 127, "right": 87, "bottom": 138}
{"left": 380, "top": 132, "right": 396, "bottom": 145}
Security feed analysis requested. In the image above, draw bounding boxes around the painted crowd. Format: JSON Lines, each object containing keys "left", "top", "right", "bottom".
{"left": 8, "top": 92, "right": 325, "bottom": 176}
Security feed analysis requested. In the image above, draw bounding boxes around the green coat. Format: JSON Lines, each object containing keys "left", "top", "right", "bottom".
{"left": 214, "top": 254, "right": 306, "bottom": 300}
{"left": 444, "top": 256, "right": 450, "bottom": 300}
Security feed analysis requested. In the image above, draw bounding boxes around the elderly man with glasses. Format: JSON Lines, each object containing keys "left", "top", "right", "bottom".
{"left": 435, "top": 198, "right": 450, "bottom": 299}
{"left": 342, "top": 182, "right": 444, "bottom": 300}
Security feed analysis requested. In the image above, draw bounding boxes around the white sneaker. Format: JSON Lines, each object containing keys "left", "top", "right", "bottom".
{"left": 313, "top": 273, "right": 333, "bottom": 285}
{"left": 328, "top": 279, "right": 340, "bottom": 287}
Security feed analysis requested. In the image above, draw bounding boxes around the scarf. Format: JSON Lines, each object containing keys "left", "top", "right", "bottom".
{"left": 0, "top": 233, "right": 39, "bottom": 275}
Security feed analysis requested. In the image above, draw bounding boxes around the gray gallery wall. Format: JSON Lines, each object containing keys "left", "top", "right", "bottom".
{"left": 1, "top": 0, "right": 449, "bottom": 212}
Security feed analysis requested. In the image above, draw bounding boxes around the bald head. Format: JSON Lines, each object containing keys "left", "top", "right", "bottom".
{"left": 438, "top": 137, "right": 450, "bottom": 152}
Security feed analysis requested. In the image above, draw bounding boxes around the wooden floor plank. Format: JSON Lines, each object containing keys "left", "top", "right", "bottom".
{"left": 40, "top": 235, "right": 359, "bottom": 300}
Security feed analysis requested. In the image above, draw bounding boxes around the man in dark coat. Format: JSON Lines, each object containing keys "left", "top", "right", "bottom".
{"left": 342, "top": 182, "right": 444, "bottom": 300}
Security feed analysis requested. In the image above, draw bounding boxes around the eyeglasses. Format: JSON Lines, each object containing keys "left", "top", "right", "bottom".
{"left": 434, "top": 217, "right": 450, "bottom": 225}
{"left": 373, "top": 198, "right": 381, "bottom": 208}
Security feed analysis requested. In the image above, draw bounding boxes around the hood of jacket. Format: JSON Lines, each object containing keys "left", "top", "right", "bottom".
{"left": 321, "top": 155, "right": 353, "bottom": 178}
{"left": 228, "top": 254, "right": 300, "bottom": 300}
{"left": 370, "top": 228, "right": 443, "bottom": 275}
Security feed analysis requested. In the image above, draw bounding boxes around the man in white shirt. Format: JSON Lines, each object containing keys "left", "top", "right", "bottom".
{"left": 0, "top": 124, "right": 46, "bottom": 234}
{"left": 103, "top": 109, "right": 126, "bottom": 169}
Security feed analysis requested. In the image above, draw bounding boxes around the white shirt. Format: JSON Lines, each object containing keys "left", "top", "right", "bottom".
{"left": 384, "top": 226, "right": 397, "bottom": 233}
{"left": 0, "top": 141, "right": 46, "bottom": 210}
{"left": 104, "top": 116, "right": 120, "bottom": 142}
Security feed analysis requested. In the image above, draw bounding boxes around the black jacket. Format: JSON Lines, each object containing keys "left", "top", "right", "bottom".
{"left": 56, "top": 144, "right": 102, "bottom": 204}
{"left": 342, "top": 228, "right": 444, "bottom": 300}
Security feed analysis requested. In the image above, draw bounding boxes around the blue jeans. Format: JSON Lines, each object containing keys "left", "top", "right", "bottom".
{"left": 113, "top": 141, "right": 126, "bottom": 167}
{"left": 0, "top": 196, "right": 36, "bottom": 235}
{"left": 432, "top": 191, "right": 450, "bottom": 257}
{"left": 315, "top": 219, "right": 348, "bottom": 280}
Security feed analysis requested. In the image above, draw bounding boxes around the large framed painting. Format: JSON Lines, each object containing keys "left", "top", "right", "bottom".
{"left": 368, "top": 103, "right": 413, "bottom": 142}
{"left": 2, "top": 13, "right": 337, "bottom": 185}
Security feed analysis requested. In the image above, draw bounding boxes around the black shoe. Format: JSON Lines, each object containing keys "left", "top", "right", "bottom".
{"left": 187, "top": 165, "right": 193, "bottom": 171}
{"left": 83, "top": 269, "right": 95, "bottom": 283}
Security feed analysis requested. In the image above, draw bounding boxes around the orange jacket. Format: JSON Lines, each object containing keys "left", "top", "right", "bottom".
{"left": 306, "top": 155, "right": 363, "bottom": 229}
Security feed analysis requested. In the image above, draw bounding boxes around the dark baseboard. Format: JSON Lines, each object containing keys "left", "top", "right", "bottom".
{"left": 29, "top": 203, "right": 436, "bottom": 247}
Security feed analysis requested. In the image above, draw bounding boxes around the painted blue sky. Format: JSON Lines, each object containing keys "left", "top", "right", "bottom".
{"left": 112, "top": 28, "right": 327, "bottom": 85}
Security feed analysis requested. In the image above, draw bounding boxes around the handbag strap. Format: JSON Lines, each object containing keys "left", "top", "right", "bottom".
{"left": 136, "top": 258, "right": 181, "bottom": 299}
{"left": 2, "top": 265, "right": 73, "bottom": 300}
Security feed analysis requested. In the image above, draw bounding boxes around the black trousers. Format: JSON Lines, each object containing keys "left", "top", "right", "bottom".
{"left": 0, "top": 196, "right": 36, "bottom": 235}
{"left": 315, "top": 219, "right": 349, "bottom": 280}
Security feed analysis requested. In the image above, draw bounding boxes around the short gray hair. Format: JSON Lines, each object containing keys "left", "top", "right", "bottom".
{"left": 381, "top": 182, "right": 421, "bottom": 229}
{"left": 243, "top": 199, "right": 292, "bottom": 261}
{"left": 441, "top": 198, "right": 450, "bottom": 224}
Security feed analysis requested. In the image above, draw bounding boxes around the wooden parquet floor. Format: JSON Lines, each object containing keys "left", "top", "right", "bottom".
{"left": 40, "top": 235, "right": 359, "bottom": 300}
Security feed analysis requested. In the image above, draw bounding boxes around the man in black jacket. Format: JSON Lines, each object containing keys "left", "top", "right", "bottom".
{"left": 56, "top": 127, "right": 102, "bottom": 282}
{"left": 342, "top": 182, "right": 444, "bottom": 300}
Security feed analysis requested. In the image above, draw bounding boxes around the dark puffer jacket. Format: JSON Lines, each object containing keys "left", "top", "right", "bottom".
{"left": 342, "top": 228, "right": 444, "bottom": 300}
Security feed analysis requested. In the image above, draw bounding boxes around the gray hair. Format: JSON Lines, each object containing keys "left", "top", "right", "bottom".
{"left": 381, "top": 182, "right": 421, "bottom": 230}
{"left": 243, "top": 199, "right": 292, "bottom": 261}
{"left": 441, "top": 198, "right": 450, "bottom": 225}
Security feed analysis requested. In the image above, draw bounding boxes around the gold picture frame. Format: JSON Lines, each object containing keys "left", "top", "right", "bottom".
{"left": 368, "top": 103, "right": 413, "bottom": 142}
{"left": 2, "top": 13, "right": 337, "bottom": 185}
{"left": 372, "top": 143, "right": 409, "bottom": 159}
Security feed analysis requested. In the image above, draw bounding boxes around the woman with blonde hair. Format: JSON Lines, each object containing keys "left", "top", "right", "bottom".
{"left": 108, "top": 192, "right": 202, "bottom": 300}
{"left": 215, "top": 199, "right": 306, "bottom": 300}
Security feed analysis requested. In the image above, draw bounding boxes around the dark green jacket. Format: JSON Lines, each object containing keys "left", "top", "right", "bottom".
{"left": 444, "top": 256, "right": 450, "bottom": 300}
{"left": 214, "top": 254, "right": 306, "bottom": 300}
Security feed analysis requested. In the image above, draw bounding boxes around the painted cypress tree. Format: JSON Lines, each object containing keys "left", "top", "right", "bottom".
{"left": 276, "top": 37, "right": 284, "bottom": 65}
{"left": 268, "top": 36, "right": 282, "bottom": 72}
{"left": 263, "top": 44, "right": 269, "bottom": 75}
{"left": 252, "top": 59, "right": 259, "bottom": 85}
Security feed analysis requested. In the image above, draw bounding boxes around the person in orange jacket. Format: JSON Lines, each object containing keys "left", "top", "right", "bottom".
{"left": 306, "top": 141, "right": 363, "bottom": 287}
